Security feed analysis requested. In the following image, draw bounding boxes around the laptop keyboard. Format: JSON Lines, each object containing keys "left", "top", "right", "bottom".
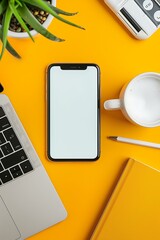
{"left": 0, "top": 107, "right": 33, "bottom": 185}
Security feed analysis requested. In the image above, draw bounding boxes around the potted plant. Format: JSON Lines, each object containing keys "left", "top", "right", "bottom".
{"left": 0, "top": 0, "right": 84, "bottom": 59}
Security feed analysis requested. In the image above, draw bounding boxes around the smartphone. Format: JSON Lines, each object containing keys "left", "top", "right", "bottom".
{"left": 47, "top": 63, "right": 100, "bottom": 161}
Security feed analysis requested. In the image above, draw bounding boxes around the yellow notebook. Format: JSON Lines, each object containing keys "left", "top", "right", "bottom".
{"left": 91, "top": 159, "right": 160, "bottom": 240}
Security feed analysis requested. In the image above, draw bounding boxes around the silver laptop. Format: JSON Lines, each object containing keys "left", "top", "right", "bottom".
{"left": 0, "top": 94, "right": 67, "bottom": 240}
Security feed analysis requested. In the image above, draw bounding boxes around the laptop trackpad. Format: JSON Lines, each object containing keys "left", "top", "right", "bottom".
{"left": 0, "top": 195, "right": 21, "bottom": 240}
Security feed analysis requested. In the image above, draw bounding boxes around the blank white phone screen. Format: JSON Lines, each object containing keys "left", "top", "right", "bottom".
{"left": 49, "top": 65, "right": 99, "bottom": 159}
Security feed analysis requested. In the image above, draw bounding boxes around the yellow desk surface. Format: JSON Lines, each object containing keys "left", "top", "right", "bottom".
{"left": 1, "top": 0, "right": 160, "bottom": 239}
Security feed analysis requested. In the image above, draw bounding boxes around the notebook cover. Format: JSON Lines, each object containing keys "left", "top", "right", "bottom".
{"left": 91, "top": 159, "right": 160, "bottom": 240}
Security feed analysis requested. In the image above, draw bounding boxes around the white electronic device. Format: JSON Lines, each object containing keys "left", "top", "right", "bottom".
{"left": 104, "top": 0, "right": 160, "bottom": 39}
{"left": 0, "top": 94, "right": 67, "bottom": 240}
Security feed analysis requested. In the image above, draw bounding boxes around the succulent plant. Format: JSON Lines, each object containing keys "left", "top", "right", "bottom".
{"left": 0, "top": 0, "right": 84, "bottom": 59}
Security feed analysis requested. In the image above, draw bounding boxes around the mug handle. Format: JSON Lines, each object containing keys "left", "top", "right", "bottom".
{"left": 104, "top": 99, "right": 121, "bottom": 110}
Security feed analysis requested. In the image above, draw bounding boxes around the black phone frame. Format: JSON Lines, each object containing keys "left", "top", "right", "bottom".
{"left": 47, "top": 63, "right": 100, "bottom": 161}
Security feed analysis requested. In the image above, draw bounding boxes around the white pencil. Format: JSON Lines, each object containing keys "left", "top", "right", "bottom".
{"left": 108, "top": 136, "right": 160, "bottom": 149}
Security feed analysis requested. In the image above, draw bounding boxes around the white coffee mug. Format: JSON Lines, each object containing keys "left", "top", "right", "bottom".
{"left": 104, "top": 72, "right": 160, "bottom": 127}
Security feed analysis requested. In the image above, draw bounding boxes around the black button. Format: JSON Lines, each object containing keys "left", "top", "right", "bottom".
{"left": 10, "top": 165, "right": 23, "bottom": 179}
{"left": 0, "top": 107, "right": 5, "bottom": 118}
{"left": 1, "top": 149, "right": 27, "bottom": 169}
{"left": 0, "top": 133, "right": 6, "bottom": 145}
{"left": 1, "top": 143, "right": 13, "bottom": 155}
{"left": 0, "top": 170, "right": 12, "bottom": 183}
{"left": 10, "top": 165, "right": 21, "bottom": 174}
{"left": 12, "top": 171, "right": 23, "bottom": 178}
{"left": 4, "top": 128, "right": 21, "bottom": 150}
{"left": 0, "top": 117, "right": 11, "bottom": 131}
{"left": 20, "top": 160, "right": 33, "bottom": 174}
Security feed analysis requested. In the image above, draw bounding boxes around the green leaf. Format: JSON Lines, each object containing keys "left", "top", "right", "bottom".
{"left": 0, "top": 0, "right": 7, "bottom": 15}
{"left": 0, "top": 29, "right": 21, "bottom": 59}
{"left": 5, "top": 40, "right": 21, "bottom": 58}
{"left": 21, "top": 0, "right": 85, "bottom": 30}
{"left": 21, "top": 0, "right": 77, "bottom": 16}
{"left": 9, "top": 2, "right": 34, "bottom": 41}
{"left": 1, "top": 5, "right": 13, "bottom": 59}
{"left": 45, "top": 4, "right": 78, "bottom": 16}
{"left": 17, "top": 3, "right": 64, "bottom": 41}
{"left": 15, "top": 0, "right": 22, "bottom": 7}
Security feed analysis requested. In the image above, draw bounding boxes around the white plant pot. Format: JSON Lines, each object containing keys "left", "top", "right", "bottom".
{"left": 8, "top": 0, "right": 56, "bottom": 38}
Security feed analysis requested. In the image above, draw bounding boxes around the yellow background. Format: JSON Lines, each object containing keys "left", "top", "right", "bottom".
{"left": 1, "top": 0, "right": 160, "bottom": 239}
